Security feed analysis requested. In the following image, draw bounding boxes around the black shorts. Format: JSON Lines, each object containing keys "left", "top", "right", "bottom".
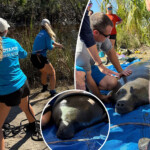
{"left": 0, "top": 80, "right": 30, "bottom": 107}
{"left": 109, "top": 34, "right": 116, "bottom": 40}
{"left": 30, "top": 54, "right": 49, "bottom": 69}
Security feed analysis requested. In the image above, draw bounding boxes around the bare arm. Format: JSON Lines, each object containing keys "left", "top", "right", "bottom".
{"left": 41, "top": 111, "right": 51, "bottom": 127}
{"left": 146, "top": 0, "right": 150, "bottom": 11}
{"left": 116, "top": 20, "right": 122, "bottom": 25}
{"left": 116, "top": 15, "right": 123, "bottom": 25}
{"left": 106, "top": 49, "right": 132, "bottom": 77}
{"left": 87, "top": 45, "right": 118, "bottom": 76}
{"left": 53, "top": 42, "right": 63, "bottom": 49}
{"left": 106, "top": 48, "right": 123, "bottom": 73}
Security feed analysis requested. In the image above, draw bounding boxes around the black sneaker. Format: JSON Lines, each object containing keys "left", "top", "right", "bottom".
{"left": 41, "top": 84, "right": 48, "bottom": 93}
{"left": 2, "top": 123, "right": 10, "bottom": 130}
{"left": 26, "top": 122, "right": 36, "bottom": 132}
{"left": 50, "top": 90, "right": 57, "bottom": 97}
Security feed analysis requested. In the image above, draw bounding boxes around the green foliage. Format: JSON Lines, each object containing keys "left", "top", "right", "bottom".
{"left": 19, "top": 0, "right": 27, "bottom": 6}
{"left": 0, "top": 0, "right": 88, "bottom": 26}
{"left": 116, "top": 0, "right": 150, "bottom": 47}
{"left": 117, "top": 27, "right": 141, "bottom": 49}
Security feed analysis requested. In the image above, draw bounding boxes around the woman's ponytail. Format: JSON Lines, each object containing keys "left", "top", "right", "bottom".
{"left": 0, "top": 37, "right": 3, "bottom": 61}
{"left": 44, "top": 23, "right": 56, "bottom": 41}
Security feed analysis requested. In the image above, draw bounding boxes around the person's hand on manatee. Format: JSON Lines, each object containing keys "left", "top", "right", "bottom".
{"left": 119, "top": 70, "right": 132, "bottom": 78}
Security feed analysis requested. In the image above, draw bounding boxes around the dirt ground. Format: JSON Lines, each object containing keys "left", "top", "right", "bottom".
{"left": 101, "top": 45, "right": 150, "bottom": 65}
{"left": 3, "top": 46, "right": 150, "bottom": 150}
{"left": 123, "top": 45, "right": 150, "bottom": 62}
{"left": 4, "top": 85, "right": 74, "bottom": 150}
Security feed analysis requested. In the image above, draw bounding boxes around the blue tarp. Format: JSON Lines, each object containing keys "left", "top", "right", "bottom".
{"left": 107, "top": 58, "right": 141, "bottom": 72}
{"left": 42, "top": 120, "right": 109, "bottom": 150}
{"left": 42, "top": 59, "right": 150, "bottom": 150}
{"left": 102, "top": 104, "right": 150, "bottom": 150}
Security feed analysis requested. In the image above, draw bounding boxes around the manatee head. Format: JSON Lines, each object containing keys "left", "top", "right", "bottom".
{"left": 115, "top": 87, "right": 136, "bottom": 114}
{"left": 115, "top": 78, "right": 149, "bottom": 114}
{"left": 56, "top": 120, "right": 75, "bottom": 139}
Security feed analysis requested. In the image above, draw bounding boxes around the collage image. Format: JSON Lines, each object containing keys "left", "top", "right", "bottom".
{"left": 0, "top": 0, "right": 150, "bottom": 150}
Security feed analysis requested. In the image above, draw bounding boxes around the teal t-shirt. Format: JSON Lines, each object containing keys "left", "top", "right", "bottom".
{"left": 0, "top": 37, "right": 27, "bottom": 95}
{"left": 32, "top": 29, "right": 54, "bottom": 57}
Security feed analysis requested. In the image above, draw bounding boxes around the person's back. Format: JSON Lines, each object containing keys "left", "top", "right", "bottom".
{"left": 32, "top": 29, "right": 54, "bottom": 57}
{"left": 0, "top": 37, "right": 27, "bottom": 95}
{"left": 0, "top": 18, "right": 37, "bottom": 150}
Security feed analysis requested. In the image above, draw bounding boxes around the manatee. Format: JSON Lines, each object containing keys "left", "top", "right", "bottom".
{"left": 51, "top": 91, "right": 108, "bottom": 139}
{"left": 111, "top": 61, "right": 150, "bottom": 114}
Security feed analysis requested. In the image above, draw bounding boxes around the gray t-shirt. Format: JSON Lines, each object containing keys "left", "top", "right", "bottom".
{"left": 76, "top": 36, "right": 112, "bottom": 72}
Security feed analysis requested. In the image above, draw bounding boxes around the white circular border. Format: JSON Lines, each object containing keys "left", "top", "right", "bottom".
{"left": 40, "top": 89, "right": 111, "bottom": 150}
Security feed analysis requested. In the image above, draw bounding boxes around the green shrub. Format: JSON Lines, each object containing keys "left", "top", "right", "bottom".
{"left": 117, "top": 27, "right": 141, "bottom": 49}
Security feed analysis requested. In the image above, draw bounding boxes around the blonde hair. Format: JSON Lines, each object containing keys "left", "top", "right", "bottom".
{"left": 43, "top": 23, "right": 56, "bottom": 41}
{"left": 0, "top": 37, "right": 3, "bottom": 60}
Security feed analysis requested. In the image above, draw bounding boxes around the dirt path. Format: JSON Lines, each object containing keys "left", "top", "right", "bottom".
{"left": 4, "top": 85, "right": 74, "bottom": 150}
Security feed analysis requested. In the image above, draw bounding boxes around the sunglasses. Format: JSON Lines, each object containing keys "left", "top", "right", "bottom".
{"left": 97, "top": 29, "right": 110, "bottom": 38}
{"left": 108, "top": 7, "right": 112, "bottom": 10}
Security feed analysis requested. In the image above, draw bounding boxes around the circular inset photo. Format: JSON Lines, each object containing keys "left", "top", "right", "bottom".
{"left": 40, "top": 90, "right": 110, "bottom": 150}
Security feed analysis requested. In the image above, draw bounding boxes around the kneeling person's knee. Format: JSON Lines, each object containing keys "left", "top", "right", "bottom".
{"left": 99, "top": 76, "right": 117, "bottom": 91}
{"left": 76, "top": 71, "right": 86, "bottom": 90}
{"left": 107, "top": 77, "right": 118, "bottom": 90}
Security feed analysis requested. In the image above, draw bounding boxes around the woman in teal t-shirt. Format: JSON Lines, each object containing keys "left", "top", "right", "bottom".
{"left": 0, "top": 18, "right": 36, "bottom": 150}
{"left": 31, "top": 19, "right": 63, "bottom": 96}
